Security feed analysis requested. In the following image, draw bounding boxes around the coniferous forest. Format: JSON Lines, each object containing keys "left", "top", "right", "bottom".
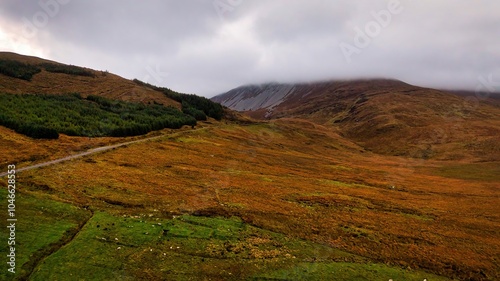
{"left": 0, "top": 93, "right": 197, "bottom": 139}
{"left": 133, "top": 79, "right": 224, "bottom": 120}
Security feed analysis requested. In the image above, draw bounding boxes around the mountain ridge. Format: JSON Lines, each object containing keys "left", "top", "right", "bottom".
{"left": 212, "top": 79, "right": 500, "bottom": 161}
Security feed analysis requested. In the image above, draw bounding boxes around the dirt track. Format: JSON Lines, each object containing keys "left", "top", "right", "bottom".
{"left": 0, "top": 134, "right": 166, "bottom": 178}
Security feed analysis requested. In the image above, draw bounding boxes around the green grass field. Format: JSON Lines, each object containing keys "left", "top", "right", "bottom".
{"left": 10, "top": 208, "right": 447, "bottom": 280}
{"left": 0, "top": 188, "right": 91, "bottom": 280}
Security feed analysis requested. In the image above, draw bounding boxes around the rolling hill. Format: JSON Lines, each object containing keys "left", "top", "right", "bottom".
{"left": 0, "top": 52, "right": 225, "bottom": 140}
{"left": 212, "top": 79, "right": 500, "bottom": 161}
{"left": 0, "top": 52, "right": 179, "bottom": 107}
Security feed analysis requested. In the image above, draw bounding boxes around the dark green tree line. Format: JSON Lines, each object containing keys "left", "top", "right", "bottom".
{"left": 0, "top": 59, "right": 41, "bottom": 81}
{"left": 39, "top": 63, "right": 95, "bottom": 77}
{"left": 0, "top": 93, "right": 196, "bottom": 139}
{"left": 133, "top": 79, "right": 224, "bottom": 120}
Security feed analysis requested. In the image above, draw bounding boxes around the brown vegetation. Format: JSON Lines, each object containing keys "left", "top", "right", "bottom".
{"left": 215, "top": 79, "right": 500, "bottom": 161}
{"left": 0, "top": 52, "right": 179, "bottom": 107}
{"left": 12, "top": 120, "right": 499, "bottom": 280}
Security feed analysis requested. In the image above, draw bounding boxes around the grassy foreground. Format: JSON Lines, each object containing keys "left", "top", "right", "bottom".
{"left": 0, "top": 182, "right": 446, "bottom": 280}
{"left": 6, "top": 207, "right": 445, "bottom": 281}
{"left": 0, "top": 188, "right": 91, "bottom": 280}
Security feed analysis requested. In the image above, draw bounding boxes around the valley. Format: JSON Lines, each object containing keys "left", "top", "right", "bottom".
{"left": 1, "top": 120, "right": 498, "bottom": 280}
{"left": 0, "top": 53, "right": 499, "bottom": 280}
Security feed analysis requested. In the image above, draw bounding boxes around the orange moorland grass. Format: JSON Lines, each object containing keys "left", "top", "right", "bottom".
{"left": 0, "top": 125, "right": 178, "bottom": 171}
{"left": 236, "top": 79, "right": 500, "bottom": 162}
{"left": 16, "top": 120, "right": 499, "bottom": 280}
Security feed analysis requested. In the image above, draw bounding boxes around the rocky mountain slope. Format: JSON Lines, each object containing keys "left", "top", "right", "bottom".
{"left": 212, "top": 79, "right": 500, "bottom": 160}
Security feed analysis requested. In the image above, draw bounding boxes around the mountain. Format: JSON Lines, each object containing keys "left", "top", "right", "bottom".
{"left": 212, "top": 79, "right": 500, "bottom": 161}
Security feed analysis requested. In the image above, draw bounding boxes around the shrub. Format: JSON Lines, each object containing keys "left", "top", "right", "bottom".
{"left": 39, "top": 63, "right": 95, "bottom": 77}
{"left": 0, "top": 59, "right": 41, "bottom": 81}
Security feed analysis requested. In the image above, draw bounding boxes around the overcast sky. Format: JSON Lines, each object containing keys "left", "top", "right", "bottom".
{"left": 0, "top": 0, "right": 499, "bottom": 97}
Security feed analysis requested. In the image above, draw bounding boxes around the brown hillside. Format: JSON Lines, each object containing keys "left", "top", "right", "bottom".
{"left": 7, "top": 121, "right": 499, "bottom": 280}
{"left": 213, "top": 80, "right": 500, "bottom": 161}
{"left": 0, "top": 52, "right": 179, "bottom": 108}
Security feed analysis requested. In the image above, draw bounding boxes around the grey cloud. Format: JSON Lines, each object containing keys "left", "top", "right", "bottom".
{"left": 0, "top": 0, "right": 498, "bottom": 97}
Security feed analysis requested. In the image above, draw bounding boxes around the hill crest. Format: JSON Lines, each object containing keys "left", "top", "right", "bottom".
{"left": 0, "top": 52, "right": 180, "bottom": 107}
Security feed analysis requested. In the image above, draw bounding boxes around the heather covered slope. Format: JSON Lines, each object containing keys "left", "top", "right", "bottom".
{"left": 0, "top": 52, "right": 180, "bottom": 107}
{"left": 213, "top": 79, "right": 500, "bottom": 161}
{"left": 1, "top": 121, "right": 498, "bottom": 280}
